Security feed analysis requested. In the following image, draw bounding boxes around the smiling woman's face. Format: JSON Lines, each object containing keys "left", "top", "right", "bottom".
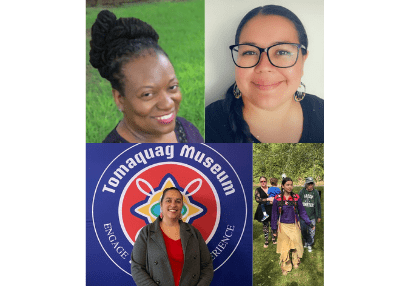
{"left": 160, "top": 189, "right": 183, "bottom": 220}
{"left": 235, "top": 15, "right": 307, "bottom": 111}
{"left": 114, "top": 51, "right": 182, "bottom": 136}
{"left": 282, "top": 180, "right": 293, "bottom": 193}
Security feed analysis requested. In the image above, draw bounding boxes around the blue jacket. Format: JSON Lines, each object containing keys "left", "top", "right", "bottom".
{"left": 267, "top": 187, "right": 280, "bottom": 197}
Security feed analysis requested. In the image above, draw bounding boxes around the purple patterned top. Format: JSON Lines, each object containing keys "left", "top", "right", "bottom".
{"left": 270, "top": 195, "right": 312, "bottom": 231}
{"left": 102, "top": 117, "right": 204, "bottom": 143}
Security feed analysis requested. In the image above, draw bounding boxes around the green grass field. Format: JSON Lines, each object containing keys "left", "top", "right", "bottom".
{"left": 253, "top": 186, "right": 324, "bottom": 286}
{"left": 86, "top": 0, "right": 204, "bottom": 142}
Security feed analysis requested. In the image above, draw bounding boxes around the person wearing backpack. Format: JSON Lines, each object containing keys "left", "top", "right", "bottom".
{"left": 271, "top": 177, "right": 314, "bottom": 275}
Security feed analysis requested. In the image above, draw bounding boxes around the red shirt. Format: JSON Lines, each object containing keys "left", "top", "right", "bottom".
{"left": 161, "top": 229, "right": 184, "bottom": 286}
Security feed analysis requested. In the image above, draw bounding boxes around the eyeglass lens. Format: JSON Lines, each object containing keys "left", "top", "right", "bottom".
{"left": 232, "top": 44, "right": 299, "bottom": 68}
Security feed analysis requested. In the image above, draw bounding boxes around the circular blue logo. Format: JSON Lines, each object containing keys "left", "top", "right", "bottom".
{"left": 92, "top": 144, "right": 247, "bottom": 275}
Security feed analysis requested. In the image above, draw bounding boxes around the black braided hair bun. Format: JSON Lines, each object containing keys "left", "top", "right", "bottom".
{"left": 89, "top": 10, "right": 159, "bottom": 81}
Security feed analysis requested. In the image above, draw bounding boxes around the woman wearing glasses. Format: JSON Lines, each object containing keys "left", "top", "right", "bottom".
{"left": 205, "top": 5, "right": 323, "bottom": 143}
{"left": 254, "top": 176, "right": 275, "bottom": 248}
{"left": 89, "top": 10, "right": 203, "bottom": 143}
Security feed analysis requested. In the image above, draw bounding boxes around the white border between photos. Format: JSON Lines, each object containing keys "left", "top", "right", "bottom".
{"left": 2, "top": 1, "right": 84, "bottom": 285}
{"left": 326, "top": 0, "right": 410, "bottom": 285}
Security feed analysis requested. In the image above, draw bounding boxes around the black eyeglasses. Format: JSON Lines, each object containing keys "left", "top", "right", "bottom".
{"left": 229, "top": 43, "right": 306, "bottom": 68}
{"left": 260, "top": 180, "right": 266, "bottom": 183}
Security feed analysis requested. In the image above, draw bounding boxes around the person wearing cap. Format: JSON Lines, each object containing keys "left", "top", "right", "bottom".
{"left": 298, "top": 177, "right": 322, "bottom": 252}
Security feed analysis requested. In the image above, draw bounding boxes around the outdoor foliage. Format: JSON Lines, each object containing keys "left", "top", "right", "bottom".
{"left": 253, "top": 144, "right": 324, "bottom": 185}
{"left": 253, "top": 186, "right": 324, "bottom": 286}
{"left": 86, "top": 0, "right": 189, "bottom": 7}
{"left": 86, "top": 0, "right": 204, "bottom": 142}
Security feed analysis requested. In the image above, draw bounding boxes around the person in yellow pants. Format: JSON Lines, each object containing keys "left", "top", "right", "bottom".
{"left": 271, "top": 177, "right": 315, "bottom": 275}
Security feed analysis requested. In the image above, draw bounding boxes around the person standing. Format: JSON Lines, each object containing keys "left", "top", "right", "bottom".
{"left": 131, "top": 187, "right": 214, "bottom": 286}
{"left": 299, "top": 177, "right": 322, "bottom": 252}
{"left": 259, "top": 177, "right": 281, "bottom": 222}
{"left": 271, "top": 177, "right": 314, "bottom": 275}
{"left": 254, "top": 176, "right": 275, "bottom": 248}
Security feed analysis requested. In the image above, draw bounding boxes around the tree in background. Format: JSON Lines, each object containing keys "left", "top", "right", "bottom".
{"left": 253, "top": 144, "right": 324, "bottom": 185}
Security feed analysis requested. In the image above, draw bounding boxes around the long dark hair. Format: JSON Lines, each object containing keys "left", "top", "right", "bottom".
{"left": 280, "top": 177, "right": 294, "bottom": 199}
{"left": 224, "top": 5, "right": 308, "bottom": 143}
{"left": 89, "top": 10, "right": 168, "bottom": 96}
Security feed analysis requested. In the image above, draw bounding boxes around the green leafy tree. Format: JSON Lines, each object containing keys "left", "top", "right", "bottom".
{"left": 253, "top": 144, "right": 324, "bottom": 185}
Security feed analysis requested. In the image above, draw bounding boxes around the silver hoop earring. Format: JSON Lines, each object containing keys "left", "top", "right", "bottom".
{"left": 233, "top": 82, "right": 242, "bottom": 99}
{"left": 294, "top": 82, "right": 306, "bottom": 102}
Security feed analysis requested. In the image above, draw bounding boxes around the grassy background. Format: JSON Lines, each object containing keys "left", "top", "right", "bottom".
{"left": 86, "top": 0, "right": 205, "bottom": 142}
{"left": 253, "top": 186, "right": 324, "bottom": 286}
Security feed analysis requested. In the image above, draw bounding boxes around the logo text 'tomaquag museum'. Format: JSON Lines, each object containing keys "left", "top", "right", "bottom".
{"left": 92, "top": 144, "right": 247, "bottom": 275}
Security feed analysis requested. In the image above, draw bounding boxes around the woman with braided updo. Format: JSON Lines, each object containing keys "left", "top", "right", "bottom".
{"left": 89, "top": 10, "right": 203, "bottom": 143}
{"left": 205, "top": 5, "right": 323, "bottom": 143}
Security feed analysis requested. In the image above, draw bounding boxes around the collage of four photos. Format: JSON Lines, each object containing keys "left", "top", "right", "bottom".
{"left": 86, "top": 0, "right": 324, "bottom": 285}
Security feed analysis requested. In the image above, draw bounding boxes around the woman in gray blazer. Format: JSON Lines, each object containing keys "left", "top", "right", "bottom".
{"left": 131, "top": 187, "right": 214, "bottom": 286}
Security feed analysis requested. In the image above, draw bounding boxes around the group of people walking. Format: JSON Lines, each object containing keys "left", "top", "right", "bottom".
{"left": 254, "top": 176, "right": 322, "bottom": 275}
